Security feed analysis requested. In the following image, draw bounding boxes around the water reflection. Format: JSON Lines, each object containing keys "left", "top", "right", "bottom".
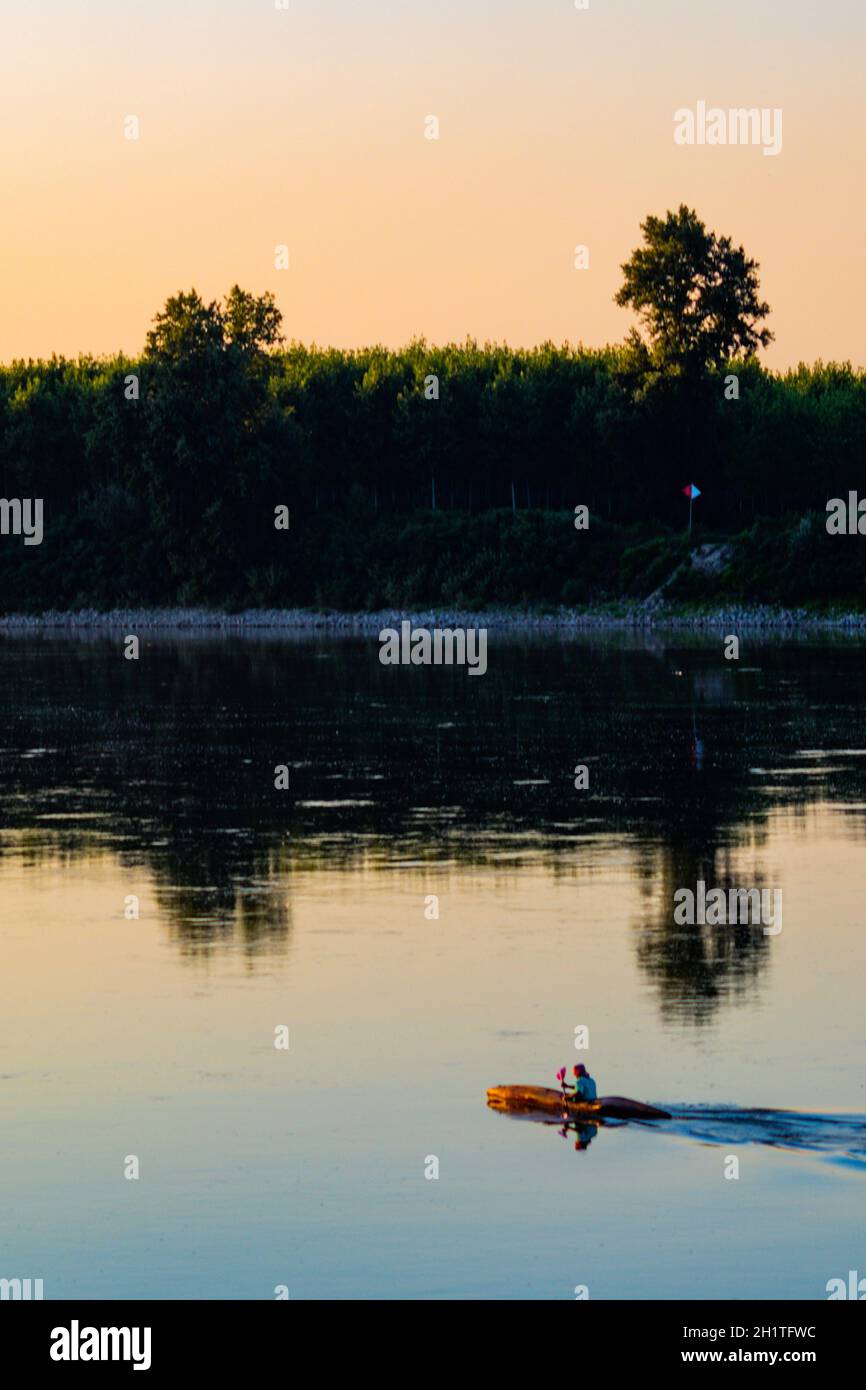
{"left": 558, "top": 1120, "right": 599, "bottom": 1151}
{"left": 2, "top": 632, "right": 866, "bottom": 1021}
{"left": 632, "top": 845, "right": 772, "bottom": 1023}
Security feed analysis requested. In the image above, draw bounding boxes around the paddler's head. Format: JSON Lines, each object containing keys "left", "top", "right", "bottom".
{"left": 574, "top": 1064, "right": 587, "bottom": 1077}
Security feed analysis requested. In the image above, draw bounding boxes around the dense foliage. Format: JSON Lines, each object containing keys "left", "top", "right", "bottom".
{"left": 616, "top": 205, "right": 773, "bottom": 372}
{"left": 1, "top": 285, "right": 865, "bottom": 611}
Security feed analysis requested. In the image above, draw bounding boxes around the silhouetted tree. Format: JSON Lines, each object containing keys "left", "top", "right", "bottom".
{"left": 615, "top": 205, "right": 773, "bottom": 374}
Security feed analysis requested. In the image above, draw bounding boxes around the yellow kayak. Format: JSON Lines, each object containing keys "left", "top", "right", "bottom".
{"left": 486, "top": 1085, "right": 671, "bottom": 1121}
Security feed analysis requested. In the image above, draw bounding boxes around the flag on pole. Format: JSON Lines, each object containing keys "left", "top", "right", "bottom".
{"left": 682, "top": 482, "right": 701, "bottom": 533}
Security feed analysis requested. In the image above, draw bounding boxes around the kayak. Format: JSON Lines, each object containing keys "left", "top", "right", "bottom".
{"left": 487, "top": 1085, "right": 671, "bottom": 1122}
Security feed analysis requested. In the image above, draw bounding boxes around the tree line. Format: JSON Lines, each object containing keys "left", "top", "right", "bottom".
{"left": 1, "top": 209, "right": 864, "bottom": 610}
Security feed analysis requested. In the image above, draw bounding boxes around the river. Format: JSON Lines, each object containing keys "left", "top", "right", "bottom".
{"left": 1, "top": 629, "right": 863, "bottom": 1298}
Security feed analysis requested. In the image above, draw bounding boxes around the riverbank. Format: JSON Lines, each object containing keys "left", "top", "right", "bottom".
{"left": 4, "top": 507, "right": 866, "bottom": 616}
{"left": 3, "top": 603, "right": 866, "bottom": 632}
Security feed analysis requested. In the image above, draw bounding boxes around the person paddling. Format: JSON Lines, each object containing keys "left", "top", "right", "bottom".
{"left": 572, "top": 1063, "right": 597, "bottom": 1103}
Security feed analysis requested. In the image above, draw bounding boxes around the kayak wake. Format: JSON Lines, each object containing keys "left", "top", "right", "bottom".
{"left": 662, "top": 1105, "right": 866, "bottom": 1167}
{"left": 488, "top": 1097, "right": 866, "bottom": 1166}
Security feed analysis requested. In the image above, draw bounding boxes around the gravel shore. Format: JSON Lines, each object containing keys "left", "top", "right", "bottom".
{"left": 2, "top": 604, "right": 866, "bottom": 633}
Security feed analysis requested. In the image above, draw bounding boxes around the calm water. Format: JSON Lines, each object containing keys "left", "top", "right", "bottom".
{"left": 1, "top": 630, "right": 865, "bottom": 1299}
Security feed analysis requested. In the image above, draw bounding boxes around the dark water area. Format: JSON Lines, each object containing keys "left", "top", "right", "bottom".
{"left": 1, "top": 630, "right": 865, "bottom": 1297}
{"left": 3, "top": 631, "right": 866, "bottom": 1016}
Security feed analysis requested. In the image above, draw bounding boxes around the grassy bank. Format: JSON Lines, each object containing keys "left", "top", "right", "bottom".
{"left": 1, "top": 506, "right": 864, "bottom": 615}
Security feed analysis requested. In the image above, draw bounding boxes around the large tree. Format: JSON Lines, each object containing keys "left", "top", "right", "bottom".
{"left": 140, "top": 287, "right": 300, "bottom": 598}
{"left": 615, "top": 205, "right": 773, "bottom": 373}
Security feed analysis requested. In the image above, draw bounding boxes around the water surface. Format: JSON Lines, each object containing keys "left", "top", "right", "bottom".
{"left": 1, "top": 631, "right": 865, "bottom": 1298}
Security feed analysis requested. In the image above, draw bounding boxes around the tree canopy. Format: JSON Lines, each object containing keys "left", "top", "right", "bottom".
{"left": 615, "top": 205, "right": 773, "bottom": 373}
{"left": 144, "top": 286, "right": 283, "bottom": 364}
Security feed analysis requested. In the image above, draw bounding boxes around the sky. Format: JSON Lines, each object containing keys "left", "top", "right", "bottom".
{"left": 1, "top": 0, "right": 864, "bottom": 366}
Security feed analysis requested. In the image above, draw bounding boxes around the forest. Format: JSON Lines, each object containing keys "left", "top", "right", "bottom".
{"left": 2, "top": 211, "right": 865, "bottom": 612}
{"left": 1, "top": 327, "right": 865, "bottom": 612}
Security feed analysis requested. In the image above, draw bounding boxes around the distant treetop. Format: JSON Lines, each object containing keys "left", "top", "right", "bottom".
{"left": 615, "top": 205, "right": 773, "bottom": 374}
{"left": 144, "top": 286, "right": 283, "bottom": 364}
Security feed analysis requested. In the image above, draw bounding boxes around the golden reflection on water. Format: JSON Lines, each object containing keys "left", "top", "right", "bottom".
{"left": 2, "top": 800, "right": 865, "bottom": 1063}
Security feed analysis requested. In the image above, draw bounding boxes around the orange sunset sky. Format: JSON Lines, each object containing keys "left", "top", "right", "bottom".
{"left": 1, "top": 0, "right": 864, "bottom": 367}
